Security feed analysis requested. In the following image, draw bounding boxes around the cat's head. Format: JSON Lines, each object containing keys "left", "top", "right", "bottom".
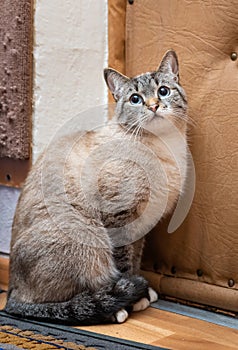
{"left": 104, "top": 50, "right": 187, "bottom": 132}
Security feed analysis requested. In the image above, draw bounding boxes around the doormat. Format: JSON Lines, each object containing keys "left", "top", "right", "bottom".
{"left": 0, "top": 311, "right": 165, "bottom": 350}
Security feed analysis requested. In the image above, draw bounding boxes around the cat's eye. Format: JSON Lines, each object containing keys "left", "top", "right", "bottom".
{"left": 158, "top": 86, "right": 170, "bottom": 97}
{"left": 129, "top": 94, "right": 144, "bottom": 105}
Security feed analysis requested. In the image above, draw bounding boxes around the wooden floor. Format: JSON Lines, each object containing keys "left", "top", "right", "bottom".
{"left": 1, "top": 257, "right": 238, "bottom": 349}
{"left": 1, "top": 291, "right": 238, "bottom": 349}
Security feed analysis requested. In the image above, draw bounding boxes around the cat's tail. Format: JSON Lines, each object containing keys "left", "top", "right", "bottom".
{"left": 5, "top": 275, "right": 150, "bottom": 325}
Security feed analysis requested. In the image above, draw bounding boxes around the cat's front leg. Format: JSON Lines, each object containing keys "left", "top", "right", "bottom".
{"left": 113, "top": 238, "right": 145, "bottom": 275}
{"left": 132, "top": 238, "right": 158, "bottom": 311}
{"left": 113, "top": 245, "right": 134, "bottom": 275}
{"left": 131, "top": 238, "right": 145, "bottom": 275}
{"left": 113, "top": 243, "right": 158, "bottom": 313}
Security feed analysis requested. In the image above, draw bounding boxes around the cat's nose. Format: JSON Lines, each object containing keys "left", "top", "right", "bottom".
{"left": 148, "top": 104, "right": 159, "bottom": 112}
{"left": 147, "top": 98, "right": 159, "bottom": 112}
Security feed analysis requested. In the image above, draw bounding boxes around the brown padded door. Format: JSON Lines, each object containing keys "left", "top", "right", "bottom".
{"left": 126, "top": 0, "right": 238, "bottom": 312}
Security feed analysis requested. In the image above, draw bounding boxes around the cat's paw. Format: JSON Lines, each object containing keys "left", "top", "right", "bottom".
{"left": 148, "top": 287, "right": 158, "bottom": 303}
{"left": 113, "top": 275, "right": 149, "bottom": 301}
{"left": 132, "top": 297, "right": 150, "bottom": 312}
{"left": 115, "top": 308, "right": 129, "bottom": 323}
{"left": 132, "top": 287, "right": 158, "bottom": 312}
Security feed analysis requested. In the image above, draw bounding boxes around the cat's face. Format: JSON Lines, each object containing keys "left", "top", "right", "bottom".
{"left": 104, "top": 51, "right": 187, "bottom": 131}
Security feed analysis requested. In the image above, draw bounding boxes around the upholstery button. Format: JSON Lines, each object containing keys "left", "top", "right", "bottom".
{"left": 153, "top": 262, "right": 159, "bottom": 271}
{"left": 228, "top": 279, "right": 235, "bottom": 287}
{"left": 230, "top": 52, "right": 237, "bottom": 61}
{"left": 197, "top": 269, "right": 203, "bottom": 277}
{"left": 171, "top": 266, "right": 176, "bottom": 274}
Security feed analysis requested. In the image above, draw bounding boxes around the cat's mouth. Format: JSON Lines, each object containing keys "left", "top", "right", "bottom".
{"left": 140, "top": 113, "right": 163, "bottom": 130}
{"left": 147, "top": 109, "right": 164, "bottom": 120}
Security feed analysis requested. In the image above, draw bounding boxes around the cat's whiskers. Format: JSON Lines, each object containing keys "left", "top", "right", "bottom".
{"left": 120, "top": 112, "right": 152, "bottom": 143}
{"left": 186, "top": 115, "right": 197, "bottom": 127}
{"left": 131, "top": 124, "right": 141, "bottom": 143}
{"left": 133, "top": 117, "right": 147, "bottom": 142}
{"left": 134, "top": 124, "right": 142, "bottom": 141}
{"left": 135, "top": 114, "right": 151, "bottom": 138}
{"left": 124, "top": 119, "right": 141, "bottom": 136}
{"left": 173, "top": 112, "right": 196, "bottom": 127}
{"left": 120, "top": 118, "right": 141, "bottom": 141}
{"left": 128, "top": 115, "right": 149, "bottom": 143}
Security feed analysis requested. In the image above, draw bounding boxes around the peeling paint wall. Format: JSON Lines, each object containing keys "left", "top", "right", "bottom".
{"left": 0, "top": 0, "right": 108, "bottom": 254}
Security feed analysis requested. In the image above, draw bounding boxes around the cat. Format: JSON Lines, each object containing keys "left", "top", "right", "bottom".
{"left": 5, "top": 50, "right": 188, "bottom": 325}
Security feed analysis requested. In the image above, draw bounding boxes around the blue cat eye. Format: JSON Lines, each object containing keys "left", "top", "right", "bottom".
{"left": 129, "top": 94, "right": 144, "bottom": 105}
{"left": 158, "top": 86, "right": 170, "bottom": 97}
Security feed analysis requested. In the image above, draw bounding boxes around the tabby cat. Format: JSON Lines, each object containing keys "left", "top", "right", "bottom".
{"left": 5, "top": 50, "right": 188, "bottom": 325}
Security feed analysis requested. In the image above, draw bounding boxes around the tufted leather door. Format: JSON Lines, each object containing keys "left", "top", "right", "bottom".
{"left": 125, "top": 0, "right": 238, "bottom": 312}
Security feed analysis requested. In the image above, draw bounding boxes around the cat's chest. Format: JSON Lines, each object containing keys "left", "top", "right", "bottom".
{"left": 141, "top": 130, "right": 188, "bottom": 215}
{"left": 65, "top": 126, "right": 187, "bottom": 214}
{"left": 143, "top": 130, "right": 187, "bottom": 176}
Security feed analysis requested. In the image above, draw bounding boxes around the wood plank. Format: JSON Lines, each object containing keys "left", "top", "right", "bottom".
{"left": 108, "top": 0, "right": 127, "bottom": 104}
{"left": 0, "top": 158, "right": 30, "bottom": 188}
{"left": 0, "top": 292, "right": 7, "bottom": 310}
{"left": 78, "top": 307, "right": 238, "bottom": 349}
{"left": 0, "top": 256, "right": 9, "bottom": 291}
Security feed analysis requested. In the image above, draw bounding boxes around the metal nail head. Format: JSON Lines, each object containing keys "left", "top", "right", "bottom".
{"left": 230, "top": 52, "right": 237, "bottom": 61}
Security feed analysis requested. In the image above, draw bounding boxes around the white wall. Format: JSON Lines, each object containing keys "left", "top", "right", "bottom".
{"left": 33, "top": 0, "right": 108, "bottom": 160}
{"left": 0, "top": 0, "right": 108, "bottom": 254}
{"left": 0, "top": 186, "right": 20, "bottom": 254}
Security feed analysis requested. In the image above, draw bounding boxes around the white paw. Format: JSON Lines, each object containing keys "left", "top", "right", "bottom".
{"left": 115, "top": 309, "right": 129, "bottom": 323}
{"left": 148, "top": 287, "right": 158, "bottom": 303}
{"left": 133, "top": 297, "right": 150, "bottom": 312}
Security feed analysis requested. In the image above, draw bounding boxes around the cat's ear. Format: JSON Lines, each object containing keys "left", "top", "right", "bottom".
{"left": 104, "top": 68, "right": 129, "bottom": 99}
{"left": 157, "top": 50, "right": 179, "bottom": 79}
